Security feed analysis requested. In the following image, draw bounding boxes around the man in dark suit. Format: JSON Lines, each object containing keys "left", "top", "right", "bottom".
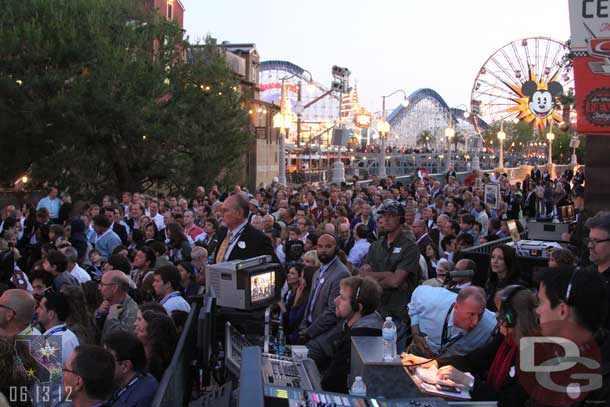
{"left": 104, "top": 206, "right": 128, "bottom": 246}
{"left": 299, "top": 234, "right": 350, "bottom": 341}
{"left": 212, "top": 194, "right": 276, "bottom": 263}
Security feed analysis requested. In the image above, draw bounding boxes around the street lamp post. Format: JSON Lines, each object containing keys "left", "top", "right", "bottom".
{"left": 273, "top": 80, "right": 289, "bottom": 185}
{"left": 445, "top": 112, "right": 455, "bottom": 171}
{"left": 497, "top": 122, "right": 506, "bottom": 170}
{"left": 378, "top": 90, "right": 409, "bottom": 179}
{"left": 272, "top": 70, "right": 313, "bottom": 185}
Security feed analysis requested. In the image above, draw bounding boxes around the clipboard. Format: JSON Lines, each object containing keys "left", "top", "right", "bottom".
{"left": 403, "top": 365, "right": 472, "bottom": 401}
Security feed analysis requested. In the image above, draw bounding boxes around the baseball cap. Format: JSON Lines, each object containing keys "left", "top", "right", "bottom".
{"left": 377, "top": 200, "right": 405, "bottom": 217}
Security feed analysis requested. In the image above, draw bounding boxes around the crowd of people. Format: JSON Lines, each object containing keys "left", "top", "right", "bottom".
{"left": 0, "top": 162, "right": 607, "bottom": 406}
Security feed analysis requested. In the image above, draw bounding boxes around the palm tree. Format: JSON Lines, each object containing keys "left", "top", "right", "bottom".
{"left": 416, "top": 130, "right": 435, "bottom": 150}
{"left": 451, "top": 132, "right": 466, "bottom": 152}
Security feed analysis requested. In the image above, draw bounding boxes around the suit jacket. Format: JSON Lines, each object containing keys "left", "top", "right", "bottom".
{"left": 300, "top": 257, "right": 350, "bottom": 340}
{"left": 112, "top": 223, "right": 128, "bottom": 246}
{"left": 213, "top": 223, "right": 277, "bottom": 263}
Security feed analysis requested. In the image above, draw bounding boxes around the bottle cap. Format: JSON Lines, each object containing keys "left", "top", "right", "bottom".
{"left": 385, "top": 316, "right": 392, "bottom": 321}
{"left": 355, "top": 376, "right": 362, "bottom": 381}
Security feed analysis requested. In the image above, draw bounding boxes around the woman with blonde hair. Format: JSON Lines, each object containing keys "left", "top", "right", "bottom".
{"left": 302, "top": 250, "right": 320, "bottom": 269}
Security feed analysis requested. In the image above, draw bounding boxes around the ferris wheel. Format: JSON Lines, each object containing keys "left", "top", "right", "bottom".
{"left": 470, "top": 37, "right": 574, "bottom": 131}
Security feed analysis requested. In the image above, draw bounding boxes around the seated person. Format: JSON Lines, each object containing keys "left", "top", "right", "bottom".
{"left": 444, "top": 259, "right": 476, "bottom": 291}
{"left": 408, "top": 286, "right": 496, "bottom": 358}
{"left": 318, "top": 276, "right": 384, "bottom": 394}
{"left": 403, "top": 285, "right": 538, "bottom": 406}
{"left": 280, "top": 262, "right": 310, "bottom": 345}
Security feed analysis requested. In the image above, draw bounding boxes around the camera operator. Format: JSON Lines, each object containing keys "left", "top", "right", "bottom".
{"left": 444, "top": 259, "right": 477, "bottom": 291}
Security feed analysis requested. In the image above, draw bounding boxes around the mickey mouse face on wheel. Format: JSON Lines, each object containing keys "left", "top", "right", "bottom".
{"left": 521, "top": 80, "right": 563, "bottom": 119}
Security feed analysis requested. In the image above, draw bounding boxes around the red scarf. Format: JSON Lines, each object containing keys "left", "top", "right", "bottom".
{"left": 486, "top": 336, "right": 517, "bottom": 391}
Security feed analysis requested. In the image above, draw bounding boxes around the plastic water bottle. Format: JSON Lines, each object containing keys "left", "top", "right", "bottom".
{"left": 382, "top": 317, "right": 397, "bottom": 360}
{"left": 276, "top": 325, "right": 286, "bottom": 356}
{"left": 350, "top": 376, "right": 367, "bottom": 397}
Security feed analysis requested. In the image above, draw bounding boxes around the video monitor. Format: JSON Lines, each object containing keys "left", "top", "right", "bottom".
{"left": 250, "top": 271, "right": 275, "bottom": 304}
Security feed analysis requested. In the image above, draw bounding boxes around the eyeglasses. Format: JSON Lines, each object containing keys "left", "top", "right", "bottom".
{"left": 99, "top": 283, "right": 118, "bottom": 287}
{"left": 62, "top": 367, "right": 79, "bottom": 375}
{"left": 587, "top": 238, "right": 610, "bottom": 247}
{"left": 0, "top": 304, "right": 15, "bottom": 313}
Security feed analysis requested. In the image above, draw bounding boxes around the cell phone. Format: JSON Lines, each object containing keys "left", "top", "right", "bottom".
{"left": 435, "top": 383, "right": 462, "bottom": 394}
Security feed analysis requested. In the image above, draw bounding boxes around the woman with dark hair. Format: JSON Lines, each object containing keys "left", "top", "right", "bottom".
{"left": 281, "top": 262, "right": 309, "bottom": 344}
{"left": 128, "top": 228, "right": 146, "bottom": 254}
{"left": 423, "top": 243, "right": 440, "bottom": 277}
{"left": 143, "top": 221, "right": 160, "bottom": 243}
{"left": 485, "top": 244, "right": 522, "bottom": 311}
{"left": 166, "top": 222, "right": 191, "bottom": 262}
{"left": 81, "top": 280, "right": 103, "bottom": 316}
{"left": 60, "top": 284, "right": 97, "bottom": 345}
{"left": 134, "top": 308, "right": 178, "bottom": 381}
{"left": 404, "top": 286, "right": 539, "bottom": 407}
{"left": 176, "top": 261, "right": 200, "bottom": 299}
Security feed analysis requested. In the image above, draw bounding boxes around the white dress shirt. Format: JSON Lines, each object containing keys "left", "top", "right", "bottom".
{"left": 347, "top": 238, "right": 370, "bottom": 268}
{"left": 160, "top": 291, "right": 191, "bottom": 314}
{"left": 69, "top": 263, "right": 91, "bottom": 284}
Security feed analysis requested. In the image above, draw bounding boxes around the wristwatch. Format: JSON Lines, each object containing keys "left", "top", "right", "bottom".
{"left": 464, "top": 372, "right": 475, "bottom": 390}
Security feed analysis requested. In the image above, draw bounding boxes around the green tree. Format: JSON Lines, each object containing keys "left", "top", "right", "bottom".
{"left": 416, "top": 130, "right": 435, "bottom": 150}
{"left": 0, "top": 0, "right": 249, "bottom": 196}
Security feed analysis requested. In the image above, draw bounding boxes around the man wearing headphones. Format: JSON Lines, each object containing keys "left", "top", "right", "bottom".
{"left": 299, "top": 234, "right": 350, "bottom": 341}
{"left": 531, "top": 267, "right": 610, "bottom": 406}
{"left": 320, "top": 276, "right": 383, "bottom": 393}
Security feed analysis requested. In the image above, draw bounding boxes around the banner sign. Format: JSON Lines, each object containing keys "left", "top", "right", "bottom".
{"left": 569, "top": 0, "right": 610, "bottom": 133}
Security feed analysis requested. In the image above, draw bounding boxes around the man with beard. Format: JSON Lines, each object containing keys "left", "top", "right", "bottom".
{"left": 360, "top": 201, "right": 420, "bottom": 351}
{"left": 299, "top": 234, "right": 350, "bottom": 342}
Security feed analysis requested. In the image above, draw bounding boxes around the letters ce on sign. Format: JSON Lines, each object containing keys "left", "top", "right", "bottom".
{"left": 569, "top": 0, "right": 610, "bottom": 133}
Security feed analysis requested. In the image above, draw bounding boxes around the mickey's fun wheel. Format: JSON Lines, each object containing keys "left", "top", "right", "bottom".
{"left": 470, "top": 37, "right": 574, "bottom": 130}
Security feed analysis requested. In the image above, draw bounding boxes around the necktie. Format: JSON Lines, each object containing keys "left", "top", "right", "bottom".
{"left": 215, "top": 231, "right": 233, "bottom": 263}
{"left": 306, "top": 265, "right": 328, "bottom": 323}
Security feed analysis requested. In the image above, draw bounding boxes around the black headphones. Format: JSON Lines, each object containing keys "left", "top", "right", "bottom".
{"left": 499, "top": 285, "right": 526, "bottom": 328}
{"left": 350, "top": 280, "right": 363, "bottom": 313}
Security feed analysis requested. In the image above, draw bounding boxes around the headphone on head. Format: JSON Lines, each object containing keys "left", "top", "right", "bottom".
{"left": 499, "top": 285, "right": 526, "bottom": 328}
{"left": 350, "top": 279, "right": 364, "bottom": 313}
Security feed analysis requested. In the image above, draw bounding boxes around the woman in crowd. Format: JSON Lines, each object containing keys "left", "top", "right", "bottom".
{"left": 303, "top": 250, "right": 320, "bottom": 269}
{"left": 81, "top": 280, "right": 103, "bottom": 316}
{"left": 135, "top": 308, "right": 178, "bottom": 382}
{"left": 485, "top": 244, "right": 521, "bottom": 311}
{"left": 423, "top": 243, "right": 440, "bottom": 277}
{"left": 166, "top": 222, "right": 191, "bottom": 262}
{"left": 128, "top": 228, "right": 146, "bottom": 254}
{"left": 281, "top": 262, "right": 309, "bottom": 344}
{"left": 60, "top": 284, "right": 98, "bottom": 345}
{"left": 143, "top": 221, "right": 160, "bottom": 243}
{"left": 177, "top": 261, "right": 200, "bottom": 299}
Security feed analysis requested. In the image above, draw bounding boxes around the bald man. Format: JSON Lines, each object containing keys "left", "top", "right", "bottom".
{"left": 300, "top": 234, "right": 350, "bottom": 341}
{"left": 96, "top": 270, "right": 138, "bottom": 342}
{"left": 213, "top": 194, "right": 276, "bottom": 263}
{"left": 0, "top": 289, "right": 40, "bottom": 337}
